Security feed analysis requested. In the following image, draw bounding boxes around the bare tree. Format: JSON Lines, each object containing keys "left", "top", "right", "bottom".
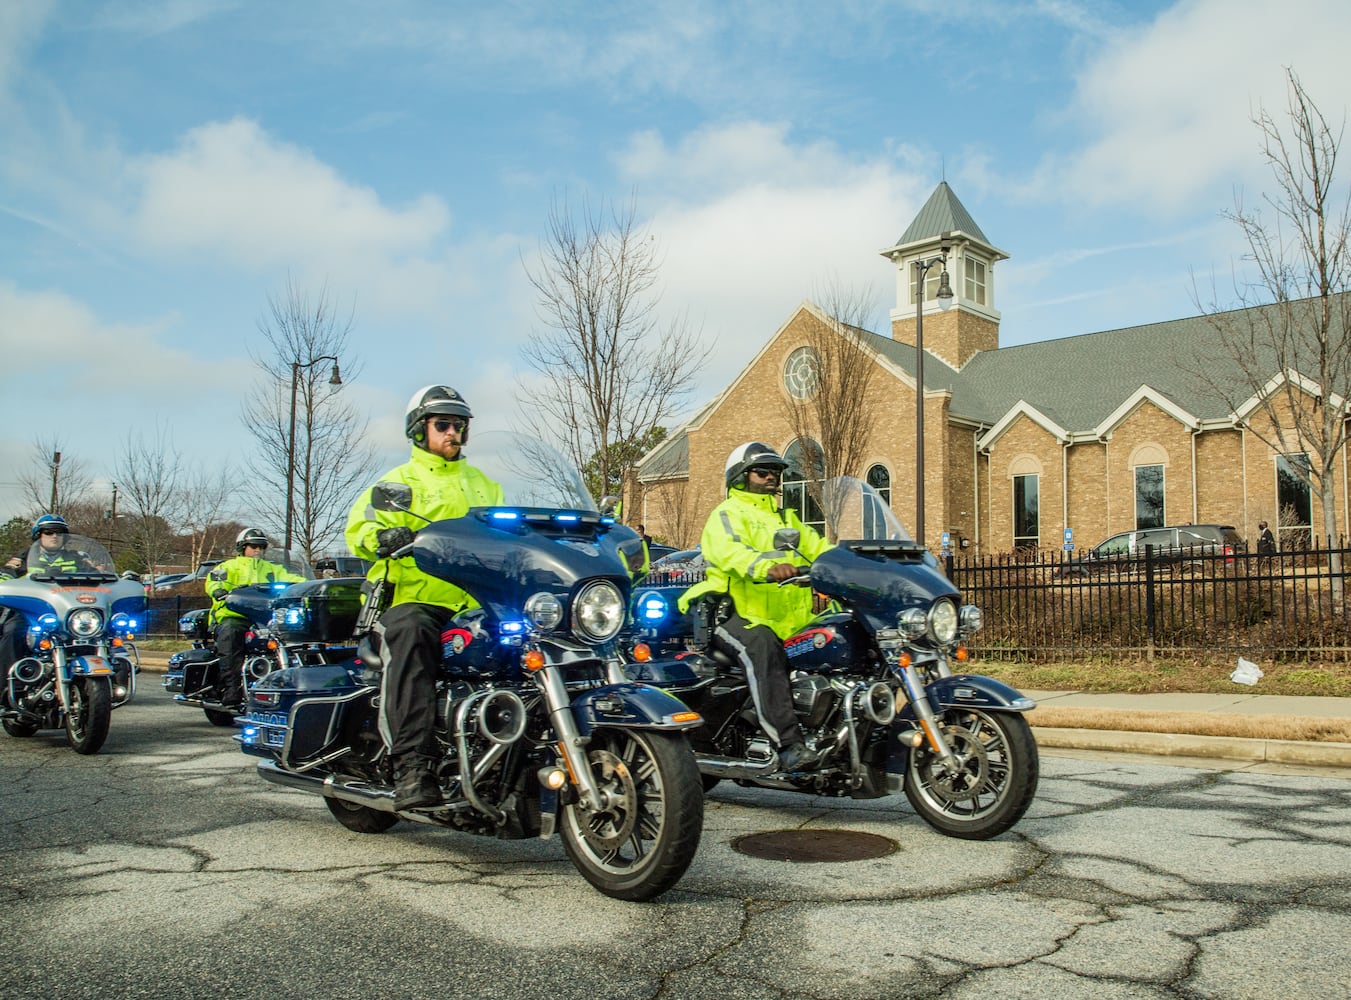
{"left": 115, "top": 425, "right": 184, "bottom": 582}
{"left": 241, "top": 277, "right": 377, "bottom": 561}
{"left": 519, "top": 195, "right": 709, "bottom": 500}
{"left": 178, "top": 463, "right": 240, "bottom": 571}
{"left": 647, "top": 480, "right": 700, "bottom": 550}
{"left": 15, "top": 435, "right": 94, "bottom": 516}
{"left": 780, "top": 281, "right": 884, "bottom": 539}
{"left": 1191, "top": 68, "right": 1351, "bottom": 599}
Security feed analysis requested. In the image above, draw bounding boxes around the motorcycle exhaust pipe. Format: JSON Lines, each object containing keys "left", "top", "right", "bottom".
{"left": 697, "top": 755, "right": 783, "bottom": 780}
{"left": 257, "top": 759, "right": 398, "bottom": 813}
{"left": 11, "top": 657, "right": 45, "bottom": 684}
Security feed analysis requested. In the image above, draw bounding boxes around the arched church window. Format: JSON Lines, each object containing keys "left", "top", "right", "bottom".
{"left": 783, "top": 438, "right": 825, "bottom": 532}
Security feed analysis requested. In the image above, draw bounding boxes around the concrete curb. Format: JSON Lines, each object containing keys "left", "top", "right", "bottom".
{"left": 1034, "top": 726, "right": 1351, "bottom": 768}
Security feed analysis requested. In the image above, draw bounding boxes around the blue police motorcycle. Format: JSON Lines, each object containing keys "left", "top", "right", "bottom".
{"left": 0, "top": 534, "right": 143, "bottom": 754}
{"left": 238, "top": 432, "right": 705, "bottom": 901}
{"left": 627, "top": 478, "right": 1039, "bottom": 840}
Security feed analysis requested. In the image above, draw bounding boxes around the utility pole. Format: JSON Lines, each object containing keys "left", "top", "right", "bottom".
{"left": 49, "top": 451, "right": 61, "bottom": 512}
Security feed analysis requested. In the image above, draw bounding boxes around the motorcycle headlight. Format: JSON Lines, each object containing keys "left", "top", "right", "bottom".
{"left": 897, "top": 607, "right": 927, "bottom": 640}
{"left": 525, "top": 592, "right": 564, "bottom": 630}
{"left": 929, "top": 599, "right": 958, "bottom": 646}
{"left": 958, "top": 605, "right": 983, "bottom": 634}
{"left": 571, "top": 580, "right": 625, "bottom": 643}
{"left": 68, "top": 608, "right": 104, "bottom": 638}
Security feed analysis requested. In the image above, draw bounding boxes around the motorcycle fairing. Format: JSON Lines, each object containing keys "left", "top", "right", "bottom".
{"left": 569, "top": 682, "right": 703, "bottom": 736}
{"left": 809, "top": 544, "right": 960, "bottom": 633}
{"left": 411, "top": 509, "right": 631, "bottom": 626}
{"left": 884, "top": 673, "right": 1037, "bottom": 774}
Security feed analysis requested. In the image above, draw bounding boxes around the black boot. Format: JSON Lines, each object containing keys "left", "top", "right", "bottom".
{"left": 393, "top": 755, "right": 444, "bottom": 810}
{"left": 775, "top": 741, "right": 824, "bottom": 772}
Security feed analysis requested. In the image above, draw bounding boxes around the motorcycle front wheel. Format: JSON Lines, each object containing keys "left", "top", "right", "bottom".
{"left": 65, "top": 677, "right": 112, "bottom": 755}
{"left": 559, "top": 728, "right": 704, "bottom": 902}
{"left": 903, "top": 707, "right": 1038, "bottom": 840}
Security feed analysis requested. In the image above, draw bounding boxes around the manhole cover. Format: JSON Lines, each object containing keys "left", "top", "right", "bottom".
{"left": 732, "top": 829, "right": 898, "bottom": 863}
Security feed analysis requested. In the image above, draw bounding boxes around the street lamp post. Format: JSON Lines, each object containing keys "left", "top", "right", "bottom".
{"left": 285, "top": 355, "right": 342, "bottom": 554}
{"left": 912, "top": 236, "right": 953, "bottom": 548}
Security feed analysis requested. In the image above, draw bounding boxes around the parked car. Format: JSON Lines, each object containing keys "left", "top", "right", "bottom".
{"left": 313, "top": 556, "right": 372, "bottom": 577}
{"left": 647, "top": 543, "right": 678, "bottom": 563}
{"left": 150, "top": 573, "right": 189, "bottom": 592}
{"left": 1058, "top": 524, "right": 1245, "bottom": 576}
{"left": 647, "top": 547, "right": 705, "bottom": 584}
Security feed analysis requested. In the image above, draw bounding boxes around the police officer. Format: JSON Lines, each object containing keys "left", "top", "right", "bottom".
{"left": 0, "top": 515, "right": 93, "bottom": 682}
{"left": 346, "top": 385, "right": 503, "bottom": 810}
{"left": 206, "top": 528, "right": 303, "bottom": 709}
{"left": 679, "top": 443, "right": 834, "bottom": 772}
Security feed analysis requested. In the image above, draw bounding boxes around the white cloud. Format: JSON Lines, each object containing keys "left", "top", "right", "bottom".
{"left": 611, "top": 122, "right": 928, "bottom": 402}
{"left": 1049, "top": 0, "right": 1351, "bottom": 212}
{"left": 131, "top": 118, "right": 456, "bottom": 316}
{"left": 0, "top": 0, "right": 52, "bottom": 103}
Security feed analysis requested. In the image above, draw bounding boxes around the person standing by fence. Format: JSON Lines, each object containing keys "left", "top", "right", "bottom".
{"left": 1257, "top": 519, "right": 1276, "bottom": 572}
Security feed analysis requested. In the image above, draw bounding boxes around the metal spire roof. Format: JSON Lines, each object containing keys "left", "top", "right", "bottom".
{"left": 895, "top": 181, "right": 991, "bottom": 246}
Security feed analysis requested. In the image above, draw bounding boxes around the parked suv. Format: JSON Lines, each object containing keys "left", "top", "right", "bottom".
{"left": 1060, "top": 524, "right": 1245, "bottom": 576}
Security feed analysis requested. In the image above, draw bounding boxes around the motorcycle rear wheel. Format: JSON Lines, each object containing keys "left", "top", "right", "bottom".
{"left": 65, "top": 677, "right": 112, "bottom": 755}
{"left": 203, "top": 707, "right": 236, "bottom": 727}
{"left": 559, "top": 728, "right": 703, "bottom": 902}
{"left": 903, "top": 707, "right": 1038, "bottom": 840}
{"left": 325, "top": 796, "right": 400, "bottom": 833}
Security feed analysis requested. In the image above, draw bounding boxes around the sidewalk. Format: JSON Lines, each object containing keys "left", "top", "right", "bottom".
{"left": 1025, "top": 688, "right": 1351, "bottom": 769}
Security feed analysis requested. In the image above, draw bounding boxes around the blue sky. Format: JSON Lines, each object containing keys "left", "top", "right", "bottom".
{"left": 2, "top": 0, "right": 1349, "bottom": 525}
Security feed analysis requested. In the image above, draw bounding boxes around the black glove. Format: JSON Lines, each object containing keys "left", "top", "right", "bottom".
{"left": 212, "top": 588, "right": 228, "bottom": 602}
{"left": 376, "top": 526, "right": 415, "bottom": 558}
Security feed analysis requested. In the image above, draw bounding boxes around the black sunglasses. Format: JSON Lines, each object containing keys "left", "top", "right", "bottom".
{"left": 431, "top": 416, "right": 468, "bottom": 434}
{"left": 39, "top": 528, "right": 64, "bottom": 536}
{"left": 748, "top": 466, "right": 782, "bottom": 477}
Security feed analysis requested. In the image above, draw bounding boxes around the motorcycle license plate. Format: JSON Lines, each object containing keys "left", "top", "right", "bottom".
{"left": 264, "top": 728, "right": 286, "bottom": 748}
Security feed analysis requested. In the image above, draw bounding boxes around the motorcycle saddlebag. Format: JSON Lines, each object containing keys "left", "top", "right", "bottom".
{"left": 270, "top": 578, "right": 364, "bottom": 643}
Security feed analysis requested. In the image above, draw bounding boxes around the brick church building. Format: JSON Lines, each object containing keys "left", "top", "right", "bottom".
{"left": 631, "top": 182, "right": 1347, "bottom": 555}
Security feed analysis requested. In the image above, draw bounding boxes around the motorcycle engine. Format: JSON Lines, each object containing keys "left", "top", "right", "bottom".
{"left": 791, "top": 674, "right": 835, "bottom": 729}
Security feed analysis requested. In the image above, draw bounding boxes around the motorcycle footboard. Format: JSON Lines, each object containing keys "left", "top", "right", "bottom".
{"left": 280, "top": 689, "right": 371, "bottom": 769}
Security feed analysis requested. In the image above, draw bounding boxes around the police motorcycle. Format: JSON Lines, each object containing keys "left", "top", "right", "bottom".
{"left": 238, "top": 431, "right": 705, "bottom": 902}
{"left": 164, "top": 551, "right": 317, "bottom": 727}
{"left": 626, "top": 477, "right": 1039, "bottom": 840}
{"left": 0, "top": 534, "right": 143, "bottom": 754}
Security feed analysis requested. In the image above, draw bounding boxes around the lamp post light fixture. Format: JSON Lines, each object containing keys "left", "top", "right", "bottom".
{"left": 285, "top": 355, "right": 342, "bottom": 554}
{"left": 912, "top": 234, "right": 953, "bottom": 548}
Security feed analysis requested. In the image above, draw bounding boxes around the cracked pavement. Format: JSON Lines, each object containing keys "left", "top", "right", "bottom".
{"left": 2, "top": 687, "right": 1349, "bottom": 999}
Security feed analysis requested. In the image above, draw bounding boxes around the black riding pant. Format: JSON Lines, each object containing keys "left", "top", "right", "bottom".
{"left": 377, "top": 602, "right": 456, "bottom": 759}
{"left": 713, "top": 611, "right": 802, "bottom": 748}
{"left": 0, "top": 612, "right": 28, "bottom": 698}
{"left": 214, "top": 618, "right": 248, "bottom": 704}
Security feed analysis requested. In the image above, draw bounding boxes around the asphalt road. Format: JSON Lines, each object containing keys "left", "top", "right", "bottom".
{"left": 3, "top": 684, "right": 1349, "bottom": 1000}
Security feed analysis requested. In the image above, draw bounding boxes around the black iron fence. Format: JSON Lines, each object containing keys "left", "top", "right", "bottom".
{"left": 143, "top": 595, "right": 211, "bottom": 638}
{"left": 946, "top": 539, "right": 1351, "bottom": 661}
{"left": 645, "top": 539, "right": 1351, "bottom": 661}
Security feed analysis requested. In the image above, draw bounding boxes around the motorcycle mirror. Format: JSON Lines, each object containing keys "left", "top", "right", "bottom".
{"left": 371, "top": 482, "right": 416, "bottom": 514}
{"left": 773, "top": 528, "right": 802, "bottom": 553}
{"left": 599, "top": 495, "right": 620, "bottom": 516}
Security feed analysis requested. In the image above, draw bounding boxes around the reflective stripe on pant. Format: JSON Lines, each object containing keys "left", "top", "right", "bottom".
{"left": 377, "top": 602, "right": 456, "bottom": 758}
{"left": 713, "top": 611, "right": 801, "bottom": 748}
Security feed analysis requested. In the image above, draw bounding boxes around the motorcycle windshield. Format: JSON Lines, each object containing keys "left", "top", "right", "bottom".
{"left": 816, "top": 476, "right": 912, "bottom": 543}
{"left": 24, "top": 534, "right": 117, "bottom": 582}
{"left": 408, "top": 432, "right": 628, "bottom": 620}
{"left": 809, "top": 479, "right": 958, "bottom": 632}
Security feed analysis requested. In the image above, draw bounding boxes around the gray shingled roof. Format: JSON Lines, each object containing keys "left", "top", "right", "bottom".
{"left": 895, "top": 181, "right": 991, "bottom": 247}
{"left": 638, "top": 295, "right": 1348, "bottom": 478}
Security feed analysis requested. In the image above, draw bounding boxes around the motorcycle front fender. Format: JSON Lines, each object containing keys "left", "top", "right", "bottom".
{"left": 910, "top": 673, "right": 1038, "bottom": 716}
{"left": 888, "top": 673, "right": 1037, "bottom": 775}
{"left": 569, "top": 682, "right": 702, "bottom": 736}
